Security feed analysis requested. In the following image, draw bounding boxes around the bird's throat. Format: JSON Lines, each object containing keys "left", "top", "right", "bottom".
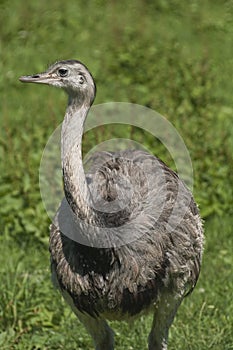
{"left": 61, "top": 101, "right": 94, "bottom": 223}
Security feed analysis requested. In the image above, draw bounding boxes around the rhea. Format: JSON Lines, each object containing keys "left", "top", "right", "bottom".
{"left": 19, "top": 60, "right": 203, "bottom": 350}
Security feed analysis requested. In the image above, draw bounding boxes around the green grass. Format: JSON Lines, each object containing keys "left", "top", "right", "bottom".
{"left": 0, "top": 0, "right": 233, "bottom": 349}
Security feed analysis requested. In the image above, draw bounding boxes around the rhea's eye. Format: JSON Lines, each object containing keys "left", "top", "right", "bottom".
{"left": 58, "top": 68, "right": 68, "bottom": 77}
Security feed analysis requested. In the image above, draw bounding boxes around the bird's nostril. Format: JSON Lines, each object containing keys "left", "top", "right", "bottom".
{"left": 31, "top": 74, "right": 40, "bottom": 78}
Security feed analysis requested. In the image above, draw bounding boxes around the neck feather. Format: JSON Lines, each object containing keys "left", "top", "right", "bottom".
{"left": 61, "top": 97, "right": 99, "bottom": 224}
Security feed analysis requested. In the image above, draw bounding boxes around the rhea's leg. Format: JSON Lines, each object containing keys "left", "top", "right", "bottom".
{"left": 59, "top": 287, "right": 114, "bottom": 350}
{"left": 76, "top": 310, "right": 114, "bottom": 350}
{"left": 148, "top": 292, "right": 183, "bottom": 350}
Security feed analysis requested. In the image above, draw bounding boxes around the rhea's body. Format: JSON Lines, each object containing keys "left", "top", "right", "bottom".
{"left": 19, "top": 60, "right": 203, "bottom": 350}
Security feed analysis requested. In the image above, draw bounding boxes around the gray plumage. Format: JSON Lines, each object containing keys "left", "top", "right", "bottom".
{"left": 19, "top": 60, "right": 204, "bottom": 350}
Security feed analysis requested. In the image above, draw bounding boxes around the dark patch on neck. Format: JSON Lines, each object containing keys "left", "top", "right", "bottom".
{"left": 61, "top": 233, "right": 114, "bottom": 276}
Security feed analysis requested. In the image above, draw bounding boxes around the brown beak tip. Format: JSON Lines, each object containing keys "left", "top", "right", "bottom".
{"left": 19, "top": 74, "right": 42, "bottom": 83}
{"left": 19, "top": 76, "right": 30, "bottom": 82}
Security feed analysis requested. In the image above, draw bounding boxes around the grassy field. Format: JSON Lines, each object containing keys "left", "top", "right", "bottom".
{"left": 0, "top": 0, "right": 233, "bottom": 349}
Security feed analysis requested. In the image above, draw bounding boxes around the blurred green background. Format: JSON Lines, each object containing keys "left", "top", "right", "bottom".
{"left": 0, "top": 0, "right": 232, "bottom": 349}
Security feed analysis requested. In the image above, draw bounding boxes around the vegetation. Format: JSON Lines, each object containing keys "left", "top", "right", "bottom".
{"left": 0, "top": 0, "right": 232, "bottom": 349}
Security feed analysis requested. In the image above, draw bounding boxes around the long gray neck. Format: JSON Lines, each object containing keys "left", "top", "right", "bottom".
{"left": 61, "top": 97, "right": 99, "bottom": 224}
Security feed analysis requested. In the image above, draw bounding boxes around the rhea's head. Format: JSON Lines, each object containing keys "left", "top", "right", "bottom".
{"left": 19, "top": 60, "right": 96, "bottom": 106}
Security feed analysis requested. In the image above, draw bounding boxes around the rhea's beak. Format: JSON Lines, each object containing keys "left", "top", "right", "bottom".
{"left": 19, "top": 72, "right": 55, "bottom": 84}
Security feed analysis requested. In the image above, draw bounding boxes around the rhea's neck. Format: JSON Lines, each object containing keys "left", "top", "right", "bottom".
{"left": 61, "top": 96, "right": 95, "bottom": 223}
